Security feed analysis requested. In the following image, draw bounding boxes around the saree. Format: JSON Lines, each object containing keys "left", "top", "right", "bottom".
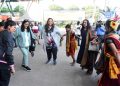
{"left": 66, "top": 31, "right": 77, "bottom": 56}
{"left": 98, "top": 35, "right": 120, "bottom": 86}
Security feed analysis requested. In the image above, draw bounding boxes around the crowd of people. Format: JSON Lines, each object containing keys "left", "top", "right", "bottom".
{"left": 0, "top": 17, "right": 120, "bottom": 86}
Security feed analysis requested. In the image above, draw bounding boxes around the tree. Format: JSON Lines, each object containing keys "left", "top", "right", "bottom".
{"left": 1, "top": 7, "right": 9, "bottom": 13}
{"left": 49, "top": 4, "right": 64, "bottom": 11}
{"left": 68, "top": 5, "right": 79, "bottom": 10}
{"left": 14, "top": 5, "right": 25, "bottom": 16}
{"left": 14, "top": 5, "right": 20, "bottom": 12}
{"left": 82, "top": 6, "right": 100, "bottom": 21}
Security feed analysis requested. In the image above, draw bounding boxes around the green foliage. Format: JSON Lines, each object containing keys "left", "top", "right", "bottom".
{"left": 82, "top": 5, "right": 100, "bottom": 20}
{"left": 14, "top": 5, "right": 25, "bottom": 16}
{"left": 14, "top": 5, "right": 20, "bottom": 12}
{"left": 0, "top": 5, "right": 25, "bottom": 16}
{"left": 68, "top": 5, "right": 79, "bottom": 10}
{"left": 49, "top": 4, "right": 64, "bottom": 11}
{"left": 1, "top": 7, "right": 9, "bottom": 13}
{"left": 82, "top": 6, "right": 94, "bottom": 14}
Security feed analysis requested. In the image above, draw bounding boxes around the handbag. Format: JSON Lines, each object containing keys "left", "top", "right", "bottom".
{"left": 29, "top": 31, "right": 36, "bottom": 52}
{"left": 94, "top": 49, "right": 105, "bottom": 74}
{"left": 88, "top": 41, "right": 99, "bottom": 52}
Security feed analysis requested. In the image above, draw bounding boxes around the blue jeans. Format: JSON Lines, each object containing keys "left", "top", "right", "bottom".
{"left": 20, "top": 47, "right": 29, "bottom": 66}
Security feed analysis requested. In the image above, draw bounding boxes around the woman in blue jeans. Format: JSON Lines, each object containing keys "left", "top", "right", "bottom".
{"left": 43, "top": 18, "right": 62, "bottom": 65}
{"left": 14, "top": 19, "right": 36, "bottom": 71}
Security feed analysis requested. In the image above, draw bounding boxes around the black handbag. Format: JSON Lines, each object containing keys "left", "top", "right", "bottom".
{"left": 29, "top": 31, "right": 36, "bottom": 52}
{"left": 94, "top": 50, "right": 105, "bottom": 74}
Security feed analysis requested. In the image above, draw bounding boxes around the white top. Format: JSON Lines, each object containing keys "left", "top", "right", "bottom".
{"left": 24, "top": 29, "right": 29, "bottom": 47}
{"left": 74, "top": 25, "right": 82, "bottom": 35}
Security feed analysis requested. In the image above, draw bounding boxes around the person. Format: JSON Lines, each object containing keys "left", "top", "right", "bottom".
{"left": 6, "top": 17, "right": 12, "bottom": 21}
{"left": 14, "top": 19, "right": 36, "bottom": 71}
{"left": 87, "top": 30, "right": 99, "bottom": 74}
{"left": 43, "top": 18, "right": 62, "bottom": 65}
{"left": 32, "top": 22, "right": 40, "bottom": 44}
{"left": 38, "top": 22, "right": 43, "bottom": 39}
{"left": 0, "top": 20, "right": 16, "bottom": 86}
{"left": 76, "top": 19, "right": 92, "bottom": 69}
{"left": 98, "top": 20, "right": 120, "bottom": 86}
{"left": 74, "top": 21, "right": 82, "bottom": 46}
{"left": 62, "top": 24, "right": 77, "bottom": 66}
{"left": 0, "top": 21, "right": 4, "bottom": 32}
{"left": 96, "top": 20, "right": 105, "bottom": 50}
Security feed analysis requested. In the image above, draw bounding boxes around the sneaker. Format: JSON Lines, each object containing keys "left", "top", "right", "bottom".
{"left": 45, "top": 60, "right": 50, "bottom": 64}
{"left": 53, "top": 61, "right": 57, "bottom": 65}
{"left": 86, "top": 70, "right": 93, "bottom": 75}
{"left": 70, "top": 62, "right": 75, "bottom": 66}
{"left": 22, "top": 65, "right": 31, "bottom": 71}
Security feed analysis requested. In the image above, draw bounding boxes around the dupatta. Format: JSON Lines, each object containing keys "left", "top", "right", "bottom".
{"left": 104, "top": 35, "right": 120, "bottom": 79}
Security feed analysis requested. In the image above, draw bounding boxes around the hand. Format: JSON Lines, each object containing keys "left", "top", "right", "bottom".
{"left": 91, "top": 41, "right": 96, "bottom": 45}
{"left": 10, "top": 65, "right": 15, "bottom": 75}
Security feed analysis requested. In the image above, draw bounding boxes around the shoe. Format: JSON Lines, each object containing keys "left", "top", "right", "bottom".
{"left": 14, "top": 45, "right": 17, "bottom": 48}
{"left": 53, "top": 61, "right": 57, "bottom": 65}
{"left": 70, "top": 62, "right": 75, "bottom": 66}
{"left": 22, "top": 65, "right": 31, "bottom": 71}
{"left": 30, "top": 52, "right": 34, "bottom": 57}
{"left": 86, "top": 70, "right": 93, "bottom": 75}
{"left": 45, "top": 60, "right": 50, "bottom": 64}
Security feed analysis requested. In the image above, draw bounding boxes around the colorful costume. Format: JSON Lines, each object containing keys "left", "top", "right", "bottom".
{"left": 98, "top": 34, "right": 120, "bottom": 86}
{"left": 66, "top": 31, "right": 77, "bottom": 57}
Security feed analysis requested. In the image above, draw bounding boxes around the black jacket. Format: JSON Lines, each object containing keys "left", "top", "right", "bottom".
{"left": 0, "top": 30, "right": 14, "bottom": 67}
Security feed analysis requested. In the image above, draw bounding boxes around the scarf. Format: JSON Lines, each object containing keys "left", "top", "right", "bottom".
{"left": 66, "top": 31, "right": 70, "bottom": 53}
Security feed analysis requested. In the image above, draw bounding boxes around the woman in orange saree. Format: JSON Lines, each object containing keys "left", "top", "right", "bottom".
{"left": 98, "top": 20, "right": 120, "bottom": 86}
{"left": 62, "top": 24, "right": 77, "bottom": 66}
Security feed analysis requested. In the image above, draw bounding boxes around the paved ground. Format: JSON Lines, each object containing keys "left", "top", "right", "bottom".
{"left": 9, "top": 37, "right": 99, "bottom": 86}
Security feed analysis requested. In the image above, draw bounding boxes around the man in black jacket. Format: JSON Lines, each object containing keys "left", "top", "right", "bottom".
{"left": 0, "top": 20, "right": 16, "bottom": 86}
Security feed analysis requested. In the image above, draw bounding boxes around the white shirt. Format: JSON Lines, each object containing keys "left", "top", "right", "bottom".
{"left": 74, "top": 25, "right": 82, "bottom": 35}
{"left": 24, "top": 29, "right": 29, "bottom": 47}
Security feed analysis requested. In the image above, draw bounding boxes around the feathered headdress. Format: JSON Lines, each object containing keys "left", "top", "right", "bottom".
{"left": 110, "top": 20, "right": 118, "bottom": 30}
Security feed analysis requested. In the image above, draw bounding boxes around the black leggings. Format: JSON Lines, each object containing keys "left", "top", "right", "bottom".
{"left": 46, "top": 47, "right": 58, "bottom": 61}
{"left": 87, "top": 51, "right": 98, "bottom": 71}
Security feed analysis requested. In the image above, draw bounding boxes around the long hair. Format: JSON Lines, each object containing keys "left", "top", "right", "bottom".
{"left": 81, "top": 19, "right": 91, "bottom": 30}
{"left": 45, "top": 18, "right": 54, "bottom": 33}
{"left": 21, "top": 19, "right": 30, "bottom": 32}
